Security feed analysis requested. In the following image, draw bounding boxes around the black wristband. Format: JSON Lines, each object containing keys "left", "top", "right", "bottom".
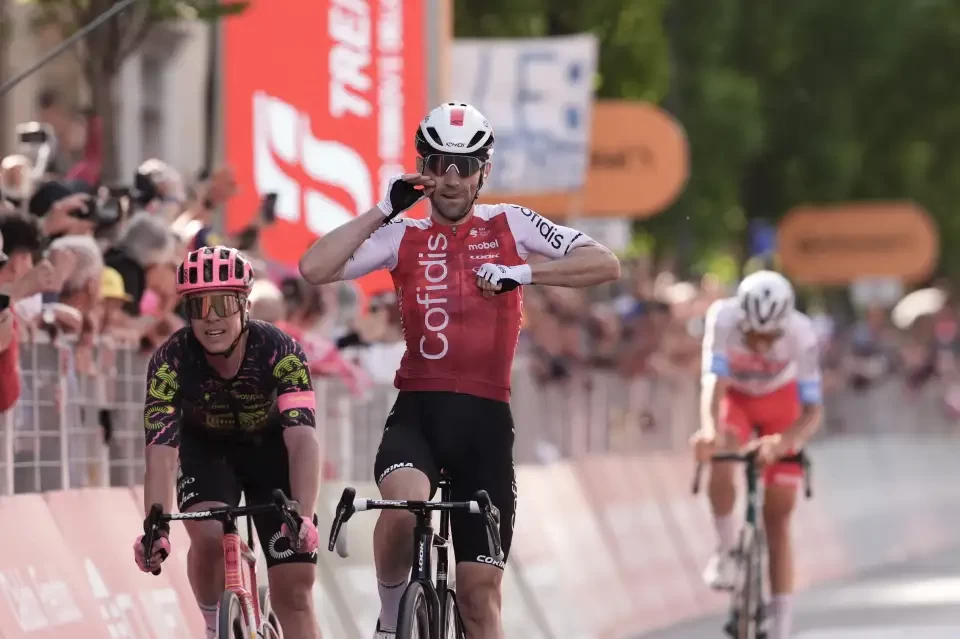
{"left": 0, "top": 293, "right": 9, "bottom": 312}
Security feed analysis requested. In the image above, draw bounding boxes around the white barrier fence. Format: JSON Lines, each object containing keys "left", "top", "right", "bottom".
{"left": 2, "top": 337, "right": 957, "bottom": 495}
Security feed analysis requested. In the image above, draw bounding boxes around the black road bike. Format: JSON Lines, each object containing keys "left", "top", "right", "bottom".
{"left": 693, "top": 448, "right": 812, "bottom": 639}
{"left": 327, "top": 474, "right": 503, "bottom": 639}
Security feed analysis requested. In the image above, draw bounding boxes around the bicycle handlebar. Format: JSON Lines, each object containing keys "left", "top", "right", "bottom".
{"left": 691, "top": 449, "right": 813, "bottom": 499}
{"left": 327, "top": 487, "right": 503, "bottom": 561}
{"left": 143, "top": 489, "right": 303, "bottom": 575}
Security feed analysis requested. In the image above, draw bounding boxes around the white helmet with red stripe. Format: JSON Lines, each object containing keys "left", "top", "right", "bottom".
{"left": 415, "top": 102, "right": 495, "bottom": 160}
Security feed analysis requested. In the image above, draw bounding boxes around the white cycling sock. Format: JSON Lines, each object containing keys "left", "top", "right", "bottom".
{"left": 714, "top": 513, "right": 738, "bottom": 552}
{"left": 198, "top": 602, "right": 218, "bottom": 633}
{"left": 378, "top": 578, "right": 408, "bottom": 632}
{"left": 770, "top": 594, "right": 793, "bottom": 639}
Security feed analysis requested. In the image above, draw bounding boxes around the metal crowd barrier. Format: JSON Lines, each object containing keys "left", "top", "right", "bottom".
{"left": 1, "top": 337, "right": 957, "bottom": 495}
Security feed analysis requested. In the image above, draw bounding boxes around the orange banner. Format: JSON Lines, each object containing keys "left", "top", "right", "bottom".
{"left": 777, "top": 202, "right": 939, "bottom": 285}
{"left": 478, "top": 101, "right": 689, "bottom": 219}
{"left": 224, "top": 0, "right": 427, "bottom": 296}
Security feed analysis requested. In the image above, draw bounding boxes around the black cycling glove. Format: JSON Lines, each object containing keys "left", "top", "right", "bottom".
{"left": 377, "top": 175, "right": 426, "bottom": 222}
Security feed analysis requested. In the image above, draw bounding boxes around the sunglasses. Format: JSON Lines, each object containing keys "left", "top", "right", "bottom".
{"left": 183, "top": 293, "right": 243, "bottom": 319}
{"left": 421, "top": 154, "right": 484, "bottom": 178}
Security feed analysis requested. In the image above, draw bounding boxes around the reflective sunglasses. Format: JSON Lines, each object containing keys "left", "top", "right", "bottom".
{"left": 422, "top": 154, "right": 484, "bottom": 178}
{"left": 183, "top": 293, "right": 243, "bottom": 319}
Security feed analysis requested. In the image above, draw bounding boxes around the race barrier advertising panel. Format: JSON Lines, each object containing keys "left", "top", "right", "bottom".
{"left": 3, "top": 436, "right": 960, "bottom": 638}
{"left": 4, "top": 338, "right": 960, "bottom": 637}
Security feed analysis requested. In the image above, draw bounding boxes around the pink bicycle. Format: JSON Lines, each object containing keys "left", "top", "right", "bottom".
{"left": 143, "top": 489, "right": 303, "bottom": 639}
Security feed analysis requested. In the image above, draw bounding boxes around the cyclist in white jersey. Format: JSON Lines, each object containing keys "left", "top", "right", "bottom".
{"left": 690, "top": 270, "right": 823, "bottom": 639}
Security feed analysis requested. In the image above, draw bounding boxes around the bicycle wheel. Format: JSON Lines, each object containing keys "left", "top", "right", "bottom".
{"left": 396, "top": 582, "right": 432, "bottom": 639}
{"left": 258, "top": 584, "right": 283, "bottom": 639}
{"left": 441, "top": 589, "right": 465, "bottom": 639}
{"left": 736, "top": 527, "right": 762, "bottom": 639}
{"left": 218, "top": 591, "right": 249, "bottom": 639}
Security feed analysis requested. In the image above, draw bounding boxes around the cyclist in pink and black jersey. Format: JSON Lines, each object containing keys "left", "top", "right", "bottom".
{"left": 299, "top": 102, "right": 621, "bottom": 639}
{"left": 135, "top": 246, "right": 323, "bottom": 639}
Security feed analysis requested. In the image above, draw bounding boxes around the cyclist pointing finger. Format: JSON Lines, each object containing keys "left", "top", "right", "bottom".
{"left": 137, "top": 246, "right": 322, "bottom": 639}
{"left": 299, "top": 102, "right": 621, "bottom": 639}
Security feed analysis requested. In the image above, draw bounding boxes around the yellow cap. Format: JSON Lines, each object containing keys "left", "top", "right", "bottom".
{"left": 101, "top": 267, "right": 133, "bottom": 301}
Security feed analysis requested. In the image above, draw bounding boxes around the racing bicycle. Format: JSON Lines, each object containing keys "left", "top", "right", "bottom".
{"left": 692, "top": 448, "right": 812, "bottom": 639}
{"left": 143, "top": 489, "right": 305, "bottom": 639}
{"left": 327, "top": 473, "right": 503, "bottom": 639}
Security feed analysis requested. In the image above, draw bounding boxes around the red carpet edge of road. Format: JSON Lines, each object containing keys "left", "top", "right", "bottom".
{"left": 0, "top": 435, "right": 956, "bottom": 638}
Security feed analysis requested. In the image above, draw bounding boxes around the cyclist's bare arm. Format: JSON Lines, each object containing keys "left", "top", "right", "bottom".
{"left": 699, "top": 300, "right": 732, "bottom": 439}
{"left": 528, "top": 243, "right": 620, "bottom": 287}
{"left": 700, "top": 374, "right": 730, "bottom": 439}
{"left": 781, "top": 330, "right": 824, "bottom": 448}
{"left": 275, "top": 340, "right": 320, "bottom": 520}
{"left": 298, "top": 207, "right": 385, "bottom": 284}
{"left": 504, "top": 205, "right": 619, "bottom": 287}
{"left": 142, "top": 345, "right": 183, "bottom": 514}
{"left": 144, "top": 446, "right": 178, "bottom": 514}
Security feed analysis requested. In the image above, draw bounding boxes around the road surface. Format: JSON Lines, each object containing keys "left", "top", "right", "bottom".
{"left": 641, "top": 546, "right": 960, "bottom": 638}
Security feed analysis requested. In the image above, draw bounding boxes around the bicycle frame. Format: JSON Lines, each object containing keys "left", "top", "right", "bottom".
{"left": 222, "top": 512, "right": 264, "bottom": 635}
{"left": 730, "top": 453, "right": 768, "bottom": 636}
{"left": 693, "top": 447, "right": 812, "bottom": 639}
{"left": 144, "top": 489, "right": 303, "bottom": 639}
{"left": 406, "top": 478, "right": 456, "bottom": 634}
{"left": 327, "top": 479, "right": 502, "bottom": 638}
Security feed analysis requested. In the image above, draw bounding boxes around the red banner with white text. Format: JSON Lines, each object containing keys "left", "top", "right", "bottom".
{"left": 224, "top": 0, "right": 426, "bottom": 295}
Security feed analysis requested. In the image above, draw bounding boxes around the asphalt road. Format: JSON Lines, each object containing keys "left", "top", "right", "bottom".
{"left": 640, "top": 546, "right": 960, "bottom": 638}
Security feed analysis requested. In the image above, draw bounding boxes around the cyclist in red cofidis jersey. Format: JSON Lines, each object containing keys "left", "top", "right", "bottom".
{"left": 135, "top": 246, "right": 322, "bottom": 639}
{"left": 299, "top": 102, "right": 621, "bottom": 639}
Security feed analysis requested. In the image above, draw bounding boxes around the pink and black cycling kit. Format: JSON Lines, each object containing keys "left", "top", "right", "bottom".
{"left": 143, "top": 319, "right": 318, "bottom": 566}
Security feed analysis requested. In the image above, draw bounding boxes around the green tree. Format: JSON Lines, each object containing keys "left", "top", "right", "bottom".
{"left": 454, "top": 0, "right": 671, "bottom": 115}
{"left": 458, "top": 0, "right": 960, "bottom": 276}
{"left": 17, "top": 0, "right": 247, "bottom": 180}
{"left": 667, "top": 0, "right": 960, "bottom": 275}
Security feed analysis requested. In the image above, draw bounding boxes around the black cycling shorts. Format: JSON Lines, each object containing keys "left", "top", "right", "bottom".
{"left": 373, "top": 391, "right": 517, "bottom": 569}
{"left": 176, "top": 430, "right": 318, "bottom": 568}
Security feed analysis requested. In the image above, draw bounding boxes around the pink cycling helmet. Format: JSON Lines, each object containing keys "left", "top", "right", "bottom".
{"left": 176, "top": 246, "right": 254, "bottom": 297}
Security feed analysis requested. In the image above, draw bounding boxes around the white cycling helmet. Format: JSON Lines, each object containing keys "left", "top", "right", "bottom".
{"left": 737, "top": 270, "right": 795, "bottom": 333}
{"left": 415, "top": 102, "right": 495, "bottom": 159}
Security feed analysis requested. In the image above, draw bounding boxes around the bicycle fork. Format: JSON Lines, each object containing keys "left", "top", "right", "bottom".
{"left": 411, "top": 518, "right": 442, "bottom": 635}
{"left": 726, "top": 470, "right": 768, "bottom": 638}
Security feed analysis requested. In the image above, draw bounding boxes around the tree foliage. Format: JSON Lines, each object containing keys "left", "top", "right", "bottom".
{"left": 456, "top": 0, "right": 960, "bottom": 275}
{"left": 16, "top": 0, "right": 247, "bottom": 179}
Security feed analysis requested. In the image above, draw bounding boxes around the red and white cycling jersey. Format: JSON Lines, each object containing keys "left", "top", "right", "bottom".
{"left": 343, "top": 204, "right": 594, "bottom": 402}
{"left": 703, "top": 297, "right": 822, "bottom": 402}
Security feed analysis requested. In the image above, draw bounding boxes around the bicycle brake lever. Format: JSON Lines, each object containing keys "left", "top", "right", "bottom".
{"left": 144, "top": 503, "right": 165, "bottom": 576}
{"left": 327, "top": 487, "right": 357, "bottom": 553}
{"left": 473, "top": 490, "right": 503, "bottom": 559}
{"left": 273, "top": 490, "right": 303, "bottom": 549}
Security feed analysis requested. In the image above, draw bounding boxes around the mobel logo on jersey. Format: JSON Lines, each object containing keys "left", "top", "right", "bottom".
{"left": 253, "top": 92, "right": 373, "bottom": 237}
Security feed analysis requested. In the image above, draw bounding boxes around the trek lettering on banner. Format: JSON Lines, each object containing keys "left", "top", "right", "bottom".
{"left": 451, "top": 34, "right": 598, "bottom": 195}
{"left": 224, "top": 0, "right": 426, "bottom": 295}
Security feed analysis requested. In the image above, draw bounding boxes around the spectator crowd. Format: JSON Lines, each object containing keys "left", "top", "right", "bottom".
{"left": 2, "top": 88, "right": 959, "bottom": 426}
